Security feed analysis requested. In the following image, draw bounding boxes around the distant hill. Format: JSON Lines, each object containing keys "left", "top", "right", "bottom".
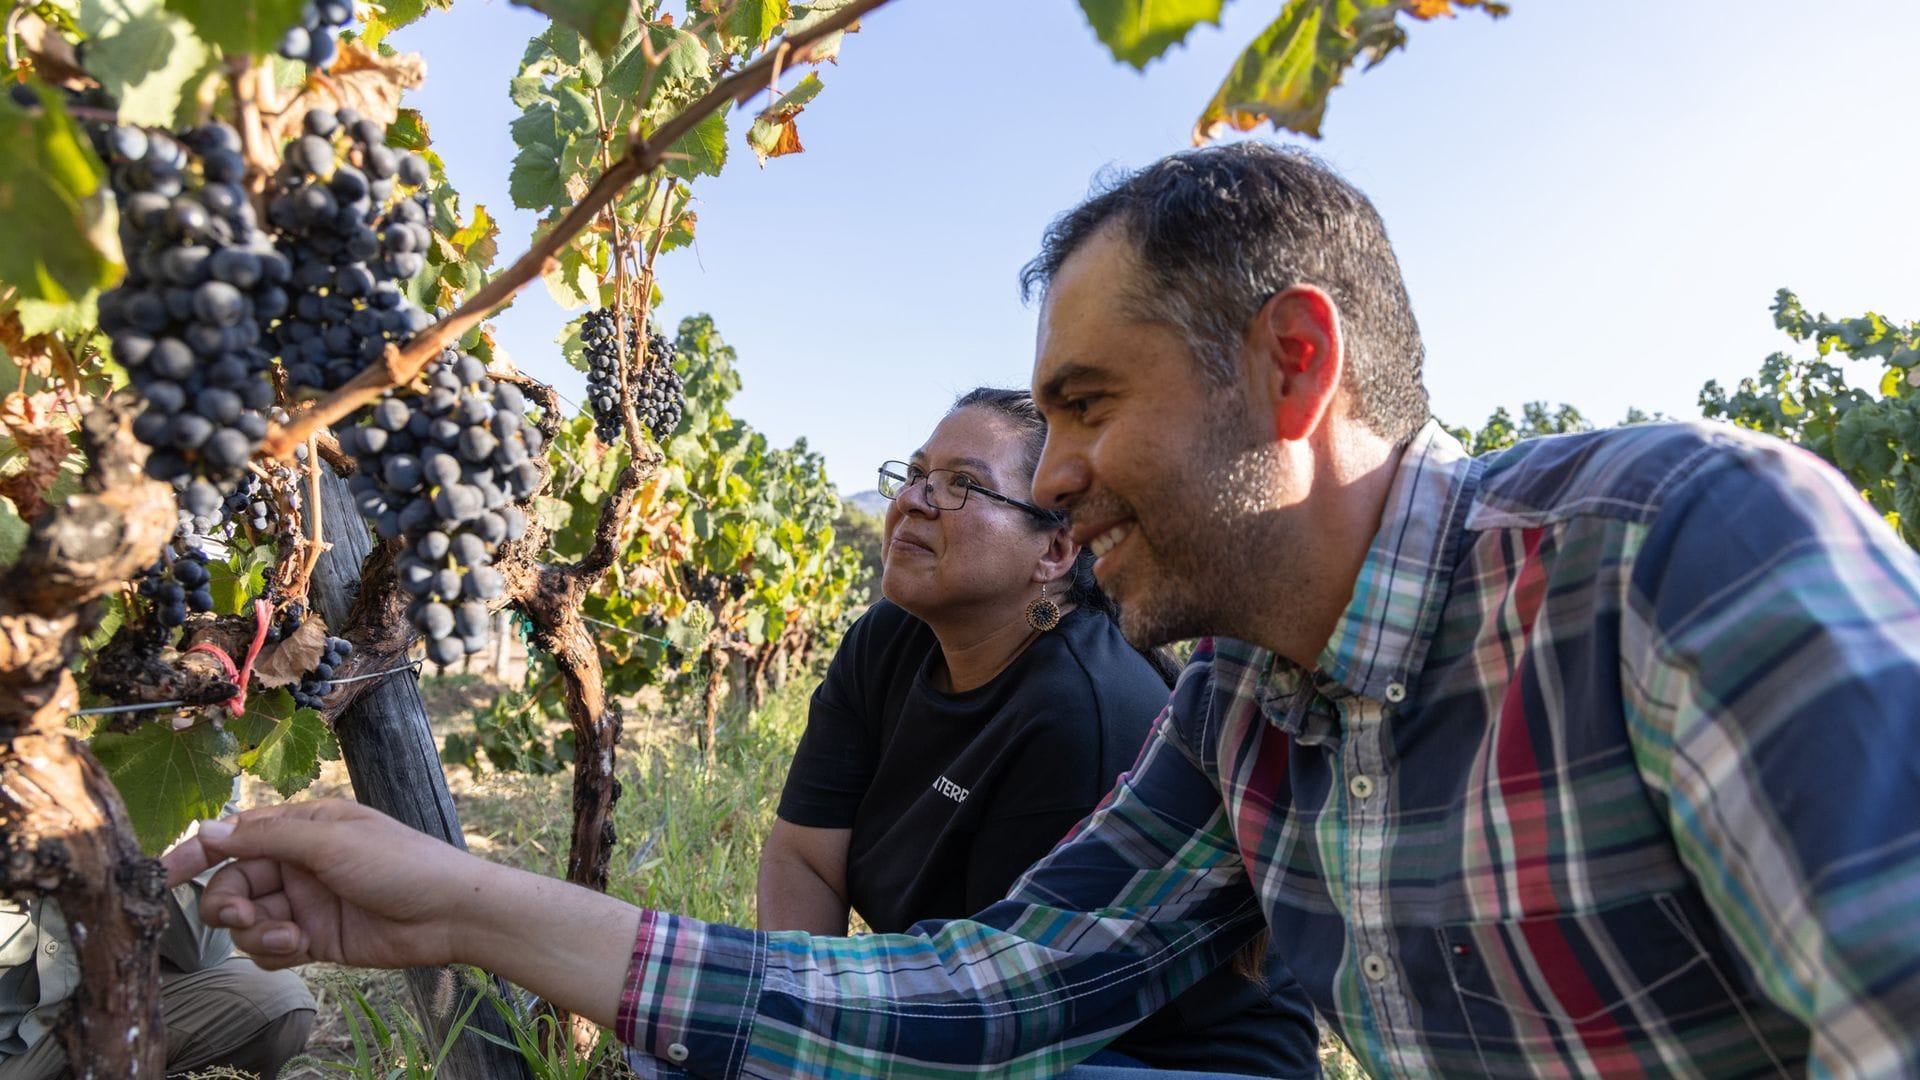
{"left": 844, "top": 490, "right": 889, "bottom": 519}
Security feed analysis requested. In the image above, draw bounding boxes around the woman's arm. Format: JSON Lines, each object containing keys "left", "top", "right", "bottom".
{"left": 755, "top": 818, "right": 853, "bottom": 935}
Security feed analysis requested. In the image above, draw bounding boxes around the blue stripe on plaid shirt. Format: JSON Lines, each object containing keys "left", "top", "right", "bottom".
{"left": 617, "top": 421, "right": 1920, "bottom": 1079}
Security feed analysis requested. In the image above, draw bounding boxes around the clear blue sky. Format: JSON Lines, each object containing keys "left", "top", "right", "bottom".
{"left": 393, "top": 2, "right": 1920, "bottom": 495}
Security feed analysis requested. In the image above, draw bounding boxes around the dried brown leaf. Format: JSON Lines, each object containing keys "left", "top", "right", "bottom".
{"left": 0, "top": 391, "right": 75, "bottom": 520}
{"left": 262, "top": 42, "right": 427, "bottom": 145}
{"left": 250, "top": 616, "right": 330, "bottom": 689}
{"left": 0, "top": 311, "right": 63, "bottom": 381}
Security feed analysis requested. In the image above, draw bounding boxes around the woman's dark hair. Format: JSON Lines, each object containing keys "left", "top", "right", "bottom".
{"left": 951, "top": 387, "right": 1180, "bottom": 685}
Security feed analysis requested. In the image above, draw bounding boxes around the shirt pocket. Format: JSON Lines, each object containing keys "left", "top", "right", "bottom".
{"left": 1434, "top": 891, "right": 1806, "bottom": 1078}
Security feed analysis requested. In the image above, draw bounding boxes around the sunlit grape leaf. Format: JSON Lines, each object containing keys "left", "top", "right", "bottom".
{"left": 449, "top": 205, "right": 500, "bottom": 272}
{"left": 664, "top": 109, "right": 727, "bottom": 180}
{"left": 1078, "top": 0, "right": 1224, "bottom": 69}
{"left": 695, "top": 0, "right": 790, "bottom": 46}
{"left": 746, "top": 72, "right": 821, "bottom": 165}
{"left": 164, "top": 0, "right": 306, "bottom": 56}
{"left": 14, "top": 292, "right": 100, "bottom": 339}
{"left": 94, "top": 721, "right": 239, "bottom": 854}
{"left": 0, "top": 88, "right": 122, "bottom": 304}
{"left": 781, "top": 1, "right": 860, "bottom": 64}
{"left": 229, "top": 689, "right": 337, "bottom": 797}
{"left": 511, "top": 0, "right": 629, "bottom": 55}
{"left": 77, "top": 0, "right": 216, "bottom": 126}
{"left": 361, "top": 0, "right": 455, "bottom": 46}
{"left": 541, "top": 243, "right": 597, "bottom": 309}
{"left": 1194, "top": 0, "right": 1499, "bottom": 141}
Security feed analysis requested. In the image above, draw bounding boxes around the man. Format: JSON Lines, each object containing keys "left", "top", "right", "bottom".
{"left": 2, "top": 872, "right": 316, "bottom": 1078}
{"left": 164, "top": 143, "right": 1920, "bottom": 1078}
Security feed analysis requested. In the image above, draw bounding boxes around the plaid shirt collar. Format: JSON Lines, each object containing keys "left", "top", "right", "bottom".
{"left": 1257, "top": 420, "right": 1478, "bottom": 736}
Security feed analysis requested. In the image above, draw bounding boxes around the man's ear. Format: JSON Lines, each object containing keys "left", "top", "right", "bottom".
{"left": 1033, "top": 529, "right": 1079, "bottom": 585}
{"left": 1248, "top": 284, "right": 1344, "bottom": 442}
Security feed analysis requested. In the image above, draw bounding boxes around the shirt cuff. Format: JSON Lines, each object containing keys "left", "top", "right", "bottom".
{"left": 616, "top": 909, "right": 767, "bottom": 1077}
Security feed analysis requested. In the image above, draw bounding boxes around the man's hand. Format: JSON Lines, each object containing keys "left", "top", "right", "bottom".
{"left": 161, "top": 799, "right": 485, "bottom": 970}
{"left": 161, "top": 798, "right": 643, "bottom": 1029}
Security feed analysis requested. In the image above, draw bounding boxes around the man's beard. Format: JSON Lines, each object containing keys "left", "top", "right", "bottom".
{"left": 1089, "top": 416, "right": 1287, "bottom": 651}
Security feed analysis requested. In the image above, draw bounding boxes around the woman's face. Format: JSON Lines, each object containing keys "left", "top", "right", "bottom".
{"left": 881, "top": 408, "right": 1057, "bottom": 625}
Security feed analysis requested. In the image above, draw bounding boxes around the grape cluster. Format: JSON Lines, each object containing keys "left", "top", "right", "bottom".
{"left": 681, "top": 566, "right": 721, "bottom": 605}
{"left": 137, "top": 545, "right": 214, "bottom": 629}
{"left": 278, "top": 0, "right": 353, "bottom": 68}
{"left": 266, "top": 600, "right": 307, "bottom": 644}
{"left": 338, "top": 351, "right": 542, "bottom": 665}
{"left": 224, "top": 474, "right": 278, "bottom": 534}
{"left": 271, "top": 107, "right": 434, "bottom": 393}
{"left": 293, "top": 635, "right": 353, "bottom": 710}
{"left": 580, "top": 309, "right": 683, "bottom": 446}
{"left": 581, "top": 307, "right": 628, "bottom": 444}
{"left": 634, "top": 332, "right": 684, "bottom": 444}
{"left": 726, "top": 572, "right": 750, "bottom": 600}
{"left": 96, "top": 122, "right": 289, "bottom": 520}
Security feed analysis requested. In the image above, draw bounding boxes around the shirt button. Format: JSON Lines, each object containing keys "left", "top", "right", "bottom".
{"left": 1361, "top": 953, "right": 1389, "bottom": 982}
{"left": 43, "top": 941, "right": 58, "bottom": 956}
{"left": 1384, "top": 682, "right": 1406, "bottom": 703}
{"left": 1349, "top": 774, "right": 1375, "bottom": 800}
{"left": 666, "top": 1042, "right": 689, "bottom": 1064}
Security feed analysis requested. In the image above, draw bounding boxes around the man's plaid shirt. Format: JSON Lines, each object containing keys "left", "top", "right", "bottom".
{"left": 618, "top": 421, "right": 1920, "bottom": 1078}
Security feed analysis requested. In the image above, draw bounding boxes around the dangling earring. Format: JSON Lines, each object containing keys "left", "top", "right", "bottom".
{"left": 1025, "top": 580, "right": 1061, "bottom": 632}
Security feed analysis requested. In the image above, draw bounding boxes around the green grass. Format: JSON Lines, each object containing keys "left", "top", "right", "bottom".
{"left": 263, "top": 675, "right": 1367, "bottom": 1077}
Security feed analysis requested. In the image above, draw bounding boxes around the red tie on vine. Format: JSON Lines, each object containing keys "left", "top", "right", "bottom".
{"left": 186, "top": 599, "right": 274, "bottom": 717}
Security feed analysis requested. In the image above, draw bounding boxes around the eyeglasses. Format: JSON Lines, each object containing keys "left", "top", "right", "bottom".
{"left": 878, "top": 461, "right": 1061, "bottom": 522}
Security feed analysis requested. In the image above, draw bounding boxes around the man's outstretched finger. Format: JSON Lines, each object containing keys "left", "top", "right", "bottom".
{"left": 161, "top": 831, "right": 217, "bottom": 888}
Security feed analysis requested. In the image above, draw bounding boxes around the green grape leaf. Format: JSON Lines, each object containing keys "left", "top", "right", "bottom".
{"left": 697, "top": 0, "right": 790, "bottom": 46}
{"left": 780, "top": 1, "right": 857, "bottom": 64}
{"left": 0, "top": 88, "right": 122, "bottom": 304}
{"left": 77, "top": 0, "right": 216, "bottom": 126}
{"left": 0, "top": 496, "right": 29, "bottom": 567}
{"left": 511, "top": 0, "right": 629, "bottom": 55}
{"left": 93, "top": 721, "right": 239, "bottom": 855}
{"left": 207, "top": 543, "right": 275, "bottom": 615}
{"left": 1078, "top": 0, "right": 1225, "bottom": 69}
{"left": 361, "top": 0, "right": 455, "bottom": 46}
{"left": 228, "top": 690, "right": 337, "bottom": 797}
{"left": 540, "top": 243, "right": 596, "bottom": 309}
{"left": 163, "top": 0, "right": 306, "bottom": 56}
{"left": 664, "top": 109, "right": 727, "bottom": 180}
{"left": 14, "top": 292, "right": 101, "bottom": 338}
{"left": 507, "top": 103, "right": 567, "bottom": 210}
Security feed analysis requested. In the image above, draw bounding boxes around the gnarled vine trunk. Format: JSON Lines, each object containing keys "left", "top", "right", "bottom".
{"left": 0, "top": 400, "right": 178, "bottom": 1077}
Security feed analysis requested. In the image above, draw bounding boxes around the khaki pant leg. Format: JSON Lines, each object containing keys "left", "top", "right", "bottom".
{"left": 0, "top": 958, "right": 313, "bottom": 1080}
{"left": 160, "top": 956, "right": 316, "bottom": 1078}
{"left": 0, "top": 1029, "right": 67, "bottom": 1080}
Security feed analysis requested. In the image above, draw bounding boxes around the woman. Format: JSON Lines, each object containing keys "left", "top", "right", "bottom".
{"left": 757, "top": 388, "right": 1318, "bottom": 1076}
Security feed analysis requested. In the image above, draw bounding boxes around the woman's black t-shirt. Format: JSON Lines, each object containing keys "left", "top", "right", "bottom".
{"left": 777, "top": 600, "right": 1318, "bottom": 1076}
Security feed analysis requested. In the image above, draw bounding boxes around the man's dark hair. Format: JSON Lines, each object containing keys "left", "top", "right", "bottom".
{"left": 1020, "top": 142, "right": 1430, "bottom": 444}
{"left": 951, "top": 386, "right": 1177, "bottom": 685}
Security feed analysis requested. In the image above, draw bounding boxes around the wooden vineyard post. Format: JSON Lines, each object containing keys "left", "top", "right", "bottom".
{"left": 307, "top": 464, "right": 534, "bottom": 1080}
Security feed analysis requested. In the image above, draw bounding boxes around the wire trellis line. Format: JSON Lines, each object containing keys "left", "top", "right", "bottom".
{"left": 67, "top": 661, "right": 425, "bottom": 719}
{"left": 579, "top": 615, "right": 676, "bottom": 646}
